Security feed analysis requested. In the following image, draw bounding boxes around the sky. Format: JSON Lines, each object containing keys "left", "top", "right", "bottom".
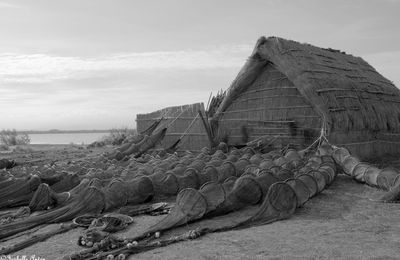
{"left": 0, "top": 0, "right": 399, "bottom": 130}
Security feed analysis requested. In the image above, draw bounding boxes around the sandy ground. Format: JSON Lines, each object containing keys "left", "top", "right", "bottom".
{"left": 2, "top": 145, "right": 400, "bottom": 259}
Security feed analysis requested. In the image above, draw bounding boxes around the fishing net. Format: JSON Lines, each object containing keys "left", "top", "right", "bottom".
{"left": 65, "top": 152, "right": 342, "bottom": 260}
{"left": 259, "top": 159, "right": 274, "bottom": 170}
{"left": 0, "top": 159, "right": 16, "bottom": 169}
{"left": 176, "top": 171, "right": 199, "bottom": 191}
{"left": 317, "top": 167, "right": 331, "bottom": 185}
{"left": 200, "top": 165, "right": 219, "bottom": 183}
{"left": 318, "top": 165, "right": 335, "bottom": 185}
{"left": 87, "top": 213, "right": 134, "bottom": 233}
{"left": 249, "top": 154, "right": 263, "bottom": 165}
{"left": 135, "top": 128, "right": 167, "bottom": 158}
{"left": 187, "top": 160, "right": 206, "bottom": 172}
{"left": 206, "top": 158, "right": 223, "bottom": 168}
{"left": 226, "top": 154, "right": 239, "bottom": 163}
{"left": 364, "top": 166, "right": 381, "bottom": 187}
{"left": 48, "top": 173, "right": 80, "bottom": 192}
{"left": 376, "top": 168, "right": 399, "bottom": 190}
{"left": 144, "top": 188, "right": 207, "bottom": 235}
{"left": 29, "top": 183, "right": 69, "bottom": 211}
{"left": 217, "top": 162, "right": 236, "bottom": 182}
{"left": 243, "top": 164, "right": 260, "bottom": 177}
{"left": 332, "top": 147, "right": 350, "bottom": 163}
{"left": 121, "top": 138, "right": 146, "bottom": 157}
{"left": 216, "top": 142, "right": 229, "bottom": 153}
{"left": 352, "top": 162, "right": 369, "bottom": 182}
{"left": 199, "top": 182, "right": 226, "bottom": 212}
{"left": 222, "top": 176, "right": 237, "bottom": 192}
{"left": 151, "top": 173, "right": 179, "bottom": 196}
{"left": 379, "top": 184, "right": 400, "bottom": 202}
{"left": 0, "top": 175, "right": 42, "bottom": 209}
{"left": 213, "top": 150, "right": 227, "bottom": 160}
{"left": 307, "top": 171, "right": 326, "bottom": 193}
{"left": 243, "top": 182, "right": 297, "bottom": 226}
{"left": 273, "top": 168, "right": 293, "bottom": 181}
{"left": 285, "top": 178, "right": 310, "bottom": 207}
{"left": 229, "top": 175, "right": 264, "bottom": 205}
{"left": 0, "top": 175, "right": 39, "bottom": 197}
{"left": 103, "top": 179, "right": 129, "bottom": 211}
{"left": 0, "top": 182, "right": 105, "bottom": 240}
{"left": 274, "top": 156, "right": 289, "bottom": 167}
{"left": 285, "top": 149, "right": 301, "bottom": 161}
{"left": 297, "top": 174, "right": 318, "bottom": 197}
{"left": 234, "top": 158, "right": 251, "bottom": 175}
{"left": 333, "top": 147, "right": 400, "bottom": 202}
{"left": 255, "top": 171, "right": 281, "bottom": 196}
{"left": 39, "top": 172, "right": 66, "bottom": 186}
{"left": 342, "top": 155, "right": 360, "bottom": 175}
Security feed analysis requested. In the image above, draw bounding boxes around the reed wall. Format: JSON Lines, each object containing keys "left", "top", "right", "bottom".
{"left": 217, "top": 65, "right": 321, "bottom": 149}
{"left": 136, "top": 103, "right": 209, "bottom": 151}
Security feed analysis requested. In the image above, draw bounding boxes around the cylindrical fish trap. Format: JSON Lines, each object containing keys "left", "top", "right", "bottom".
{"left": 297, "top": 174, "right": 318, "bottom": 197}
{"left": 341, "top": 156, "right": 360, "bottom": 176}
{"left": 285, "top": 178, "right": 310, "bottom": 207}
{"left": 332, "top": 147, "right": 350, "bottom": 163}
{"left": 377, "top": 168, "right": 399, "bottom": 190}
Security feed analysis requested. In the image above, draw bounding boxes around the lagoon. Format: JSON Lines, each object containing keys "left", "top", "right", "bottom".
{"left": 29, "top": 132, "right": 109, "bottom": 145}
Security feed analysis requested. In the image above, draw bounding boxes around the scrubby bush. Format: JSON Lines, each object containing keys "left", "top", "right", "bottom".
{"left": 109, "top": 128, "right": 137, "bottom": 145}
{"left": 0, "top": 144, "right": 9, "bottom": 151}
{"left": 0, "top": 129, "right": 31, "bottom": 146}
{"left": 89, "top": 128, "right": 137, "bottom": 147}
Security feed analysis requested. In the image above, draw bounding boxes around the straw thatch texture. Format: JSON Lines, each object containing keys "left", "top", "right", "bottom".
{"left": 215, "top": 64, "right": 321, "bottom": 148}
{"left": 136, "top": 103, "right": 209, "bottom": 151}
{"left": 211, "top": 36, "right": 400, "bottom": 159}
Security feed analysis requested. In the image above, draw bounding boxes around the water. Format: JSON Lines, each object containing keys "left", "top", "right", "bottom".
{"left": 29, "top": 132, "right": 110, "bottom": 145}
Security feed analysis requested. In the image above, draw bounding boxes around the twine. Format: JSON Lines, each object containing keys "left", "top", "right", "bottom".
{"left": 177, "top": 114, "right": 201, "bottom": 147}
{"left": 300, "top": 113, "right": 331, "bottom": 153}
{"left": 154, "top": 106, "right": 191, "bottom": 133}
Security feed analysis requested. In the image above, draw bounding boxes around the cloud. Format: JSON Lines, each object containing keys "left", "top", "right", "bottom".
{"left": 0, "top": 1, "right": 21, "bottom": 8}
{"left": 363, "top": 50, "right": 400, "bottom": 87}
{"left": 0, "top": 45, "right": 252, "bottom": 83}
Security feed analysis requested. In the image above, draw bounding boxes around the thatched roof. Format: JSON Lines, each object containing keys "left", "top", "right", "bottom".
{"left": 212, "top": 36, "right": 400, "bottom": 134}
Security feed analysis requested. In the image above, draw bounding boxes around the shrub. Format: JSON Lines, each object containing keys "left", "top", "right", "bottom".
{"left": 14, "top": 145, "right": 33, "bottom": 152}
{"left": 92, "top": 128, "right": 137, "bottom": 146}
{"left": 0, "top": 129, "right": 31, "bottom": 146}
{"left": 0, "top": 144, "right": 9, "bottom": 151}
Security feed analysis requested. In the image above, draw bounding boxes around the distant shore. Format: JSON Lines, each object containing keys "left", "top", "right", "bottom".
{"left": 17, "top": 129, "right": 112, "bottom": 135}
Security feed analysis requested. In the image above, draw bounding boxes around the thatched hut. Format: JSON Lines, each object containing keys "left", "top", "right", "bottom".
{"left": 210, "top": 36, "right": 400, "bottom": 159}
{"left": 136, "top": 103, "right": 209, "bottom": 152}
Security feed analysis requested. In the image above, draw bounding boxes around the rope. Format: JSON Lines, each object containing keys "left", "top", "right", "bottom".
{"left": 154, "top": 106, "right": 190, "bottom": 133}
{"left": 166, "top": 107, "right": 190, "bottom": 128}
{"left": 300, "top": 113, "right": 331, "bottom": 153}
{"left": 172, "top": 114, "right": 199, "bottom": 148}
{"left": 177, "top": 114, "right": 201, "bottom": 147}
